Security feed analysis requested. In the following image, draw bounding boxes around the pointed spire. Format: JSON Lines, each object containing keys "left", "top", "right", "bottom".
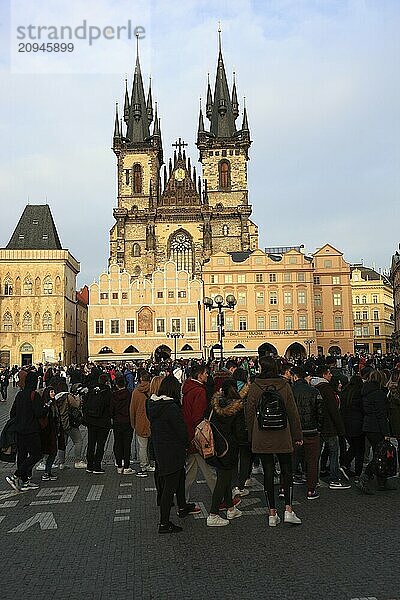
{"left": 124, "top": 78, "right": 130, "bottom": 123}
{"left": 209, "top": 29, "right": 237, "bottom": 138}
{"left": 163, "top": 165, "right": 167, "bottom": 190}
{"left": 113, "top": 102, "right": 121, "bottom": 140}
{"left": 173, "top": 150, "right": 177, "bottom": 165}
{"left": 147, "top": 76, "right": 153, "bottom": 123}
{"left": 153, "top": 101, "right": 160, "bottom": 137}
{"left": 206, "top": 74, "right": 213, "bottom": 120}
{"left": 127, "top": 33, "right": 150, "bottom": 143}
{"left": 187, "top": 156, "right": 191, "bottom": 174}
{"left": 198, "top": 176, "right": 202, "bottom": 201}
{"left": 198, "top": 98, "right": 205, "bottom": 133}
{"left": 232, "top": 71, "right": 239, "bottom": 119}
{"left": 168, "top": 157, "right": 172, "bottom": 177}
{"left": 193, "top": 166, "right": 197, "bottom": 191}
{"left": 242, "top": 97, "right": 249, "bottom": 131}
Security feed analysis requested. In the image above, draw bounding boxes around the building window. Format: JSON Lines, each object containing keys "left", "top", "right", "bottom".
{"left": 333, "top": 293, "right": 342, "bottom": 306}
{"left": 363, "top": 325, "right": 369, "bottom": 336}
{"left": 217, "top": 258, "right": 225, "bottom": 265}
{"left": 332, "top": 276, "right": 340, "bottom": 284}
{"left": 361, "top": 295, "right": 367, "bottom": 304}
{"left": 4, "top": 279, "right": 13, "bottom": 295}
{"left": 362, "top": 311, "right": 368, "bottom": 320}
{"left": 285, "top": 314, "right": 293, "bottom": 330}
{"left": 211, "top": 316, "right": 217, "bottom": 331}
{"left": 238, "top": 274, "right": 246, "bottom": 283}
{"left": 157, "top": 291, "right": 164, "bottom": 298}
{"left": 284, "top": 291, "right": 292, "bottom": 305}
{"left": 169, "top": 230, "right": 193, "bottom": 273}
{"left": 210, "top": 274, "right": 219, "bottom": 284}
{"left": 224, "top": 274, "right": 233, "bottom": 284}
{"left": 355, "top": 311, "right": 361, "bottom": 320}
{"left": 374, "top": 326, "right": 380, "bottom": 336}
{"left": 178, "top": 291, "right": 187, "bottom": 299}
{"left": 125, "top": 169, "right": 130, "bottom": 185}
{"left": 133, "top": 164, "right": 142, "bottom": 194}
{"left": 324, "top": 259, "right": 332, "bottom": 268}
{"left": 126, "top": 319, "right": 135, "bottom": 334}
{"left": 239, "top": 316, "right": 247, "bottom": 331}
{"left": 314, "top": 293, "right": 321, "bottom": 306}
{"left": 43, "top": 277, "right": 53, "bottom": 295}
{"left": 334, "top": 315, "right": 343, "bottom": 330}
{"left": 23, "top": 278, "right": 33, "bottom": 295}
{"left": 373, "top": 310, "right": 379, "bottom": 320}
{"left": 256, "top": 315, "right": 265, "bottom": 330}
{"left": 43, "top": 311, "right": 52, "bottom": 331}
{"left": 355, "top": 326, "right": 362, "bottom": 337}
{"left": 171, "top": 318, "right": 181, "bottom": 333}
{"left": 2, "top": 311, "right": 12, "bottom": 331}
{"left": 256, "top": 291, "right": 264, "bottom": 305}
{"left": 132, "top": 243, "right": 141, "bottom": 257}
{"left": 255, "top": 274, "right": 263, "bottom": 283}
{"left": 283, "top": 273, "right": 291, "bottom": 282}
{"left": 289, "top": 256, "right": 297, "bottom": 264}
{"left": 355, "top": 296, "right": 360, "bottom": 304}
{"left": 298, "top": 291, "right": 306, "bottom": 304}
{"left": 156, "top": 318, "right": 165, "bottom": 333}
{"left": 187, "top": 318, "right": 196, "bottom": 332}
{"left": 100, "top": 292, "right": 109, "bottom": 300}
{"left": 297, "top": 272, "right": 305, "bottom": 282}
{"left": 95, "top": 320, "right": 104, "bottom": 334}
{"left": 313, "top": 276, "right": 320, "bottom": 285}
{"left": 22, "top": 311, "right": 32, "bottom": 331}
{"left": 110, "top": 319, "right": 120, "bottom": 334}
{"left": 219, "top": 160, "right": 231, "bottom": 189}
{"left": 269, "top": 291, "right": 278, "bottom": 305}
{"left": 298, "top": 315, "right": 307, "bottom": 330}
{"left": 315, "top": 316, "right": 323, "bottom": 331}
{"left": 168, "top": 291, "right": 174, "bottom": 299}
{"left": 372, "top": 294, "right": 378, "bottom": 304}
{"left": 112, "top": 292, "right": 119, "bottom": 300}
{"left": 238, "top": 292, "right": 246, "bottom": 305}
{"left": 270, "top": 315, "right": 278, "bottom": 330}
{"left": 269, "top": 274, "right": 276, "bottom": 283}
{"left": 222, "top": 224, "right": 229, "bottom": 236}
{"left": 225, "top": 315, "right": 234, "bottom": 331}
{"left": 122, "top": 292, "right": 128, "bottom": 300}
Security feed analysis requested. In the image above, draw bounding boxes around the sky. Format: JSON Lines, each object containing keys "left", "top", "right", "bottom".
{"left": 0, "top": 0, "right": 399, "bottom": 286}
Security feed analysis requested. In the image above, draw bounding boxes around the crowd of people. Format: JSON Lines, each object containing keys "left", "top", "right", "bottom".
{"left": 1, "top": 351, "right": 399, "bottom": 533}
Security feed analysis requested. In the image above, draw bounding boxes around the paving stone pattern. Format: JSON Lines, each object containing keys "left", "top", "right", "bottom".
{"left": 0, "top": 388, "right": 400, "bottom": 600}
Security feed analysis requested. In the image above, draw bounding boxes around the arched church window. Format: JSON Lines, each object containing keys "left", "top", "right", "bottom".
{"left": 43, "top": 277, "right": 53, "bottom": 295}
{"left": 219, "top": 160, "right": 231, "bottom": 189}
{"left": 24, "top": 277, "right": 33, "bottom": 295}
{"left": 22, "top": 311, "right": 32, "bottom": 331}
{"left": 43, "top": 311, "right": 52, "bottom": 331}
{"left": 3, "top": 311, "right": 12, "bottom": 331}
{"left": 132, "top": 243, "right": 141, "bottom": 257}
{"left": 222, "top": 224, "right": 229, "bottom": 236}
{"left": 15, "top": 277, "right": 21, "bottom": 295}
{"left": 133, "top": 164, "right": 142, "bottom": 194}
{"left": 4, "top": 277, "right": 13, "bottom": 296}
{"left": 169, "top": 230, "right": 193, "bottom": 273}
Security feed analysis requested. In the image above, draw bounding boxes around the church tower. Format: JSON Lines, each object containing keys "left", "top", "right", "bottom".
{"left": 197, "top": 31, "right": 258, "bottom": 253}
{"left": 110, "top": 37, "right": 163, "bottom": 276}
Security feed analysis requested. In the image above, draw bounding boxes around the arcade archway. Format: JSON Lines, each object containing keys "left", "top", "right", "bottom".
{"left": 258, "top": 343, "right": 278, "bottom": 357}
{"left": 285, "top": 343, "right": 306, "bottom": 361}
{"left": 328, "top": 345, "right": 342, "bottom": 356}
{"left": 154, "top": 345, "right": 172, "bottom": 362}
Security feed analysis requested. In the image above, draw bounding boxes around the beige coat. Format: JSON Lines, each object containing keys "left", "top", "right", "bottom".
{"left": 246, "top": 377, "right": 302, "bottom": 454}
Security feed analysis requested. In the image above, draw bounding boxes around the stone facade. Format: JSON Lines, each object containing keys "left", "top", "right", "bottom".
{"left": 391, "top": 249, "right": 400, "bottom": 350}
{"left": 351, "top": 265, "right": 394, "bottom": 354}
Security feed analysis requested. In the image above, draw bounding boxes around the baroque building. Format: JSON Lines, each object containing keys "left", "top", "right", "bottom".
{"left": 351, "top": 265, "right": 394, "bottom": 354}
{"left": 109, "top": 37, "right": 258, "bottom": 278}
{"left": 0, "top": 205, "right": 86, "bottom": 367}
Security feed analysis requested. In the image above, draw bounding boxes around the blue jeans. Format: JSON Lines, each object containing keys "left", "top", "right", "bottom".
{"left": 321, "top": 435, "right": 340, "bottom": 482}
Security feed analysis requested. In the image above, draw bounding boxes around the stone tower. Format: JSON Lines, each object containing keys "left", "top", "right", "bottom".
{"left": 196, "top": 32, "right": 258, "bottom": 254}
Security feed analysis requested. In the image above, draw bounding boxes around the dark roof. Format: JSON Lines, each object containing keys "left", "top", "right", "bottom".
{"left": 6, "top": 205, "right": 62, "bottom": 250}
{"left": 229, "top": 251, "right": 253, "bottom": 263}
{"left": 351, "top": 265, "right": 391, "bottom": 285}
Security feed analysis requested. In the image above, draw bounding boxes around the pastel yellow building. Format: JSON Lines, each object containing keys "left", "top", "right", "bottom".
{"left": 88, "top": 262, "right": 202, "bottom": 361}
{"left": 350, "top": 265, "right": 394, "bottom": 354}
{"left": 0, "top": 205, "right": 85, "bottom": 367}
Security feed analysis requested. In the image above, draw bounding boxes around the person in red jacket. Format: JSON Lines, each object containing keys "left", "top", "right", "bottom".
{"left": 182, "top": 363, "right": 216, "bottom": 502}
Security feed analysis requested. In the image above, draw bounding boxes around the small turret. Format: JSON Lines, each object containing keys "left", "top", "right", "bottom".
{"left": 147, "top": 76, "right": 153, "bottom": 124}
{"left": 232, "top": 72, "right": 239, "bottom": 119}
{"left": 123, "top": 79, "right": 130, "bottom": 123}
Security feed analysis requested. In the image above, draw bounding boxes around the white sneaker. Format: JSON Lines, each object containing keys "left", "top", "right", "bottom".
{"left": 146, "top": 465, "right": 156, "bottom": 472}
{"left": 74, "top": 461, "right": 87, "bottom": 469}
{"left": 35, "top": 462, "right": 46, "bottom": 471}
{"left": 58, "top": 463, "right": 65, "bottom": 470}
{"left": 206, "top": 514, "right": 230, "bottom": 527}
{"left": 284, "top": 510, "right": 302, "bottom": 525}
{"left": 227, "top": 507, "right": 242, "bottom": 520}
{"left": 269, "top": 513, "right": 281, "bottom": 527}
{"left": 232, "top": 486, "right": 249, "bottom": 497}
{"left": 122, "top": 468, "right": 136, "bottom": 475}
{"left": 117, "top": 467, "right": 124, "bottom": 474}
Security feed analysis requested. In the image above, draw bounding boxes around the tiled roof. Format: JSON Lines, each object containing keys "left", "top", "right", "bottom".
{"left": 5, "top": 205, "right": 62, "bottom": 250}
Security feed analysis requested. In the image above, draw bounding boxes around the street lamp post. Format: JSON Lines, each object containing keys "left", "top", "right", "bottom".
{"left": 204, "top": 294, "right": 237, "bottom": 369}
{"left": 166, "top": 332, "right": 184, "bottom": 362}
{"left": 304, "top": 338, "right": 315, "bottom": 358}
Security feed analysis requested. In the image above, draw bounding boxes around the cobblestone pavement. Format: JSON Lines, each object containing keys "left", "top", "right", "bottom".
{"left": 1, "top": 388, "right": 399, "bottom": 600}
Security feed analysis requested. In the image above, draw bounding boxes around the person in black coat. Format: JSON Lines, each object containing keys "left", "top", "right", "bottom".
{"left": 84, "top": 374, "right": 112, "bottom": 474}
{"left": 207, "top": 378, "right": 246, "bottom": 527}
{"left": 358, "top": 370, "right": 394, "bottom": 493}
{"left": 340, "top": 375, "right": 365, "bottom": 478}
{"left": 147, "top": 375, "right": 190, "bottom": 534}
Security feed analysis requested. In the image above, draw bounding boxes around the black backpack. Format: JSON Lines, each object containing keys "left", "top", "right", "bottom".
{"left": 255, "top": 384, "right": 287, "bottom": 431}
{"left": 375, "top": 439, "right": 397, "bottom": 479}
{"left": 83, "top": 388, "right": 103, "bottom": 420}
